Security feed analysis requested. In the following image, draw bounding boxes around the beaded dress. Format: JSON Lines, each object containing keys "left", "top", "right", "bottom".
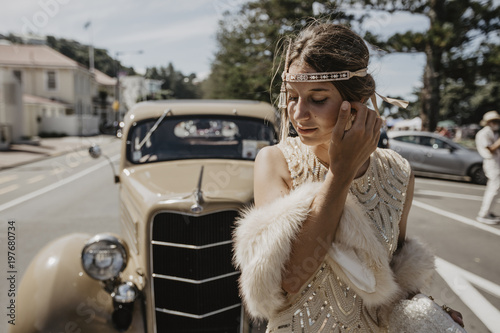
{"left": 267, "top": 137, "right": 411, "bottom": 333}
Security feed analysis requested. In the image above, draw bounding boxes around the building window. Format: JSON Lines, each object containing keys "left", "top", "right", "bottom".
{"left": 47, "top": 71, "right": 57, "bottom": 90}
{"left": 3, "top": 83, "right": 16, "bottom": 105}
{"left": 13, "top": 70, "right": 22, "bottom": 84}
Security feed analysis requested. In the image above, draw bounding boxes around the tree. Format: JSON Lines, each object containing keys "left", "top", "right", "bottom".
{"left": 204, "top": 0, "right": 343, "bottom": 102}
{"left": 343, "top": 0, "right": 500, "bottom": 130}
{"left": 45, "top": 36, "right": 136, "bottom": 77}
{"left": 208, "top": 0, "right": 500, "bottom": 130}
{"left": 144, "top": 63, "right": 201, "bottom": 100}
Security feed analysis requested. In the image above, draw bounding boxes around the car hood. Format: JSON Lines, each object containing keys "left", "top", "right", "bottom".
{"left": 120, "top": 159, "right": 255, "bottom": 214}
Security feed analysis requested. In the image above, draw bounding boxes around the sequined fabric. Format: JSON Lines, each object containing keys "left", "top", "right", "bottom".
{"left": 270, "top": 137, "right": 411, "bottom": 333}
{"left": 388, "top": 294, "right": 467, "bottom": 333}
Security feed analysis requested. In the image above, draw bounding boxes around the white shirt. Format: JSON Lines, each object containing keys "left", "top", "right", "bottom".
{"left": 476, "top": 125, "right": 500, "bottom": 162}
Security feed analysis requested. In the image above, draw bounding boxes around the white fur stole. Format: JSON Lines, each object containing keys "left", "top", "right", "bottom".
{"left": 233, "top": 181, "right": 435, "bottom": 320}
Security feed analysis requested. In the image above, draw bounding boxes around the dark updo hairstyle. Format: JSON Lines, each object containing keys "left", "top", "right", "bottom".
{"left": 279, "top": 23, "right": 376, "bottom": 139}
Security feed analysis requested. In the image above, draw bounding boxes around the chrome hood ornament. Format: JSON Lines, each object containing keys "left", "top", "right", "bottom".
{"left": 190, "top": 166, "right": 204, "bottom": 213}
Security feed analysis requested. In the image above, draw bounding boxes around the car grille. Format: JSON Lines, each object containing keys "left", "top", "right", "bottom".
{"left": 151, "top": 210, "right": 242, "bottom": 333}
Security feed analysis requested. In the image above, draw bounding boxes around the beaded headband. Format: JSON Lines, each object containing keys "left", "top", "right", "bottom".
{"left": 278, "top": 68, "right": 369, "bottom": 109}
{"left": 277, "top": 41, "right": 408, "bottom": 113}
{"left": 282, "top": 68, "right": 368, "bottom": 83}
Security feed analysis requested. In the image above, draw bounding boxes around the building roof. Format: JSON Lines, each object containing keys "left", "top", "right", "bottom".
{"left": 23, "top": 94, "right": 69, "bottom": 107}
{"left": 0, "top": 44, "right": 83, "bottom": 69}
{"left": 94, "top": 69, "right": 117, "bottom": 86}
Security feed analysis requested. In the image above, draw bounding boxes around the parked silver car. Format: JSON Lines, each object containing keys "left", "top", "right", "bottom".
{"left": 387, "top": 130, "right": 486, "bottom": 185}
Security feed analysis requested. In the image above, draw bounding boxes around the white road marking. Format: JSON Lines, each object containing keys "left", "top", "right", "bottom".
{"left": 0, "top": 155, "right": 119, "bottom": 213}
{"left": 435, "top": 257, "right": 500, "bottom": 333}
{"left": 51, "top": 168, "right": 65, "bottom": 175}
{"left": 26, "top": 175, "right": 45, "bottom": 184}
{"left": 415, "top": 178, "right": 485, "bottom": 190}
{"left": 414, "top": 190, "right": 483, "bottom": 201}
{"left": 412, "top": 200, "right": 500, "bottom": 237}
{"left": 0, "top": 184, "right": 19, "bottom": 195}
{"left": 0, "top": 174, "right": 18, "bottom": 184}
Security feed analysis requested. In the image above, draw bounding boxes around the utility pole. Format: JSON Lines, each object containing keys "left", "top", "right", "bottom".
{"left": 83, "top": 21, "right": 94, "bottom": 73}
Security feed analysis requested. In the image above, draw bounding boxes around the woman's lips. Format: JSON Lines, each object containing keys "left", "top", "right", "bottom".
{"left": 296, "top": 127, "right": 317, "bottom": 135}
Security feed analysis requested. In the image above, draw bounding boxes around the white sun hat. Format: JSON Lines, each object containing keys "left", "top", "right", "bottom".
{"left": 480, "top": 110, "right": 500, "bottom": 126}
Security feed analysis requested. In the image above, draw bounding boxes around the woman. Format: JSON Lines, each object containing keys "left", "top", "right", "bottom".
{"left": 233, "top": 23, "right": 465, "bottom": 332}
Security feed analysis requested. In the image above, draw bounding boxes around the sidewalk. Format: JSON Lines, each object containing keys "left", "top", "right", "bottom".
{"left": 0, "top": 136, "right": 115, "bottom": 170}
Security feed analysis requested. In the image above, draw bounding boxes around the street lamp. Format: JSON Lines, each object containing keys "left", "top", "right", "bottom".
{"left": 114, "top": 50, "right": 143, "bottom": 122}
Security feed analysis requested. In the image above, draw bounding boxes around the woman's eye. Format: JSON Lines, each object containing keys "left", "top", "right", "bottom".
{"left": 313, "top": 98, "right": 327, "bottom": 104}
{"left": 288, "top": 96, "right": 298, "bottom": 102}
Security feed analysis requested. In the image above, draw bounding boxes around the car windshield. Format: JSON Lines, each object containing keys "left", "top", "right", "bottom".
{"left": 126, "top": 115, "right": 276, "bottom": 164}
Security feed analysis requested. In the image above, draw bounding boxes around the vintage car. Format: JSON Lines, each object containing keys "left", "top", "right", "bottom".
{"left": 12, "top": 100, "right": 278, "bottom": 333}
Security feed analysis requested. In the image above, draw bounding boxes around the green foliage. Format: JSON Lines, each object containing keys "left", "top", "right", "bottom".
{"left": 3, "top": 33, "right": 24, "bottom": 44}
{"left": 143, "top": 63, "right": 201, "bottom": 99}
{"left": 354, "top": 0, "right": 500, "bottom": 129}
{"left": 204, "top": 0, "right": 337, "bottom": 102}
{"left": 207, "top": 0, "right": 500, "bottom": 130}
{"left": 45, "top": 36, "right": 136, "bottom": 77}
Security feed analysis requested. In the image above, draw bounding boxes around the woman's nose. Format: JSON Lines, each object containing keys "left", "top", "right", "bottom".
{"left": 292, "top": 98, "right": 310, "bottom": 121}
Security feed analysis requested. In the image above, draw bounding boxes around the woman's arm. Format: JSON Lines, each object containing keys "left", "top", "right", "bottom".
{"left": 254, "top": 102, "right": 382, "bottom": 294}
{"left": 397, "top": 171, "right": 415, "bottom": 249}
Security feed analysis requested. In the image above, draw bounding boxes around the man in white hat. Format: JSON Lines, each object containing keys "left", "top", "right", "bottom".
{"left": 475, "top": 110, "right": 500, "bottom": 224}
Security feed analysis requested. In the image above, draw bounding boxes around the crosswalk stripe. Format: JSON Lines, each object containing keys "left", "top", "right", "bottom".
{"left": 412, "top": 200, "right": 500, "bottom": 237}
{"left": 435, "top": 257, "right": 500, "bottom": 333}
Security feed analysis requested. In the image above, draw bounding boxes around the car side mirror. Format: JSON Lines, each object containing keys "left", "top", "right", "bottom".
{"left": 89, "top": 145, "right": 102, "bottom": 159}
{"left": 88, "top": 144, "right": 120, "bottom": 183}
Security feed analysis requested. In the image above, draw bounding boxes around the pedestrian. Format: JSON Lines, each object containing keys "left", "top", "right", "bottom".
{"left": 475, "top": 110, "right": 500, "bottom": 224}
{"left": 233, "top": 22, "right": 465, "bottom": 332}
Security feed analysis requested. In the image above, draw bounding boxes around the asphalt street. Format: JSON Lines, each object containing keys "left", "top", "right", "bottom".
{"left": 0, "top": 141, "right": 499, "bottom": 332}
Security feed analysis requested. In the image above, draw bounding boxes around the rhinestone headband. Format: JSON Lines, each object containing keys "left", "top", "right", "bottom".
{"left": 282, "top": 68, "right": 368, "bottom": 83}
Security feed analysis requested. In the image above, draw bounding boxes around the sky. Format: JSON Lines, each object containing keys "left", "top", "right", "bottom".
{"left": 0, "top": 0, "right": 431, "bottom": 102}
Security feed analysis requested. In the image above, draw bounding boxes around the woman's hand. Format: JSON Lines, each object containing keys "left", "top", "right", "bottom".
{"left": 329, "top": 101, "right": 382, "bottom": 177}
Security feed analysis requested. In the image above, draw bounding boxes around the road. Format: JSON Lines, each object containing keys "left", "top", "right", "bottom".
{"left": 1, "top": 142, "right": 499, "bottom": 333}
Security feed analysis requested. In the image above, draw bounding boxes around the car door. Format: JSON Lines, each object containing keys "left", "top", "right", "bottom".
{"left": 418, "top": 136, "right": 465, "bottom": 175}
{"left": 389, "top": 135, "right": 428, "bottom": 171}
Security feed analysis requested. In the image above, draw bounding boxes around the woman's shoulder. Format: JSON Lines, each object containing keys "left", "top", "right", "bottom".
{"left": 255, "top": 144, "right": 292, "bottom": 186}
{"left": 373, "top": 148, "right": 412, "bottom": 178}
{"left": 256, "top": 144, "right": 285, "bottom": 163}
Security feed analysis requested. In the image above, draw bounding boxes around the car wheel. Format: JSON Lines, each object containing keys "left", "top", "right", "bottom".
{"left": 469, "top": 164, "right": 487, "bottom": 185}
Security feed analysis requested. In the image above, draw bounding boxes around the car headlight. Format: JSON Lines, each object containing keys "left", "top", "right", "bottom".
{"left": 81, "top": 234, "right": 128, "bottom": 281}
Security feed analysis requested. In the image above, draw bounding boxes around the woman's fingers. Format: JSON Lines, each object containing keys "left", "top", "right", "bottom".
{"left": 345, "top": 101, "right": 381, "bottom": 140}
{"left": 332, "top": 101, "right": 351, "bottom": 141}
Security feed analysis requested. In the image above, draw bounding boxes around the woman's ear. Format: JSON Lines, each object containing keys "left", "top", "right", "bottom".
{"left": 344, "top": 111, "right": 357, "bottom": 131}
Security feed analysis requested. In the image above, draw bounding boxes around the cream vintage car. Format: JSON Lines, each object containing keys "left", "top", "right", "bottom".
{"left": 12, "top": 100, "right": 278, "bottom": 333}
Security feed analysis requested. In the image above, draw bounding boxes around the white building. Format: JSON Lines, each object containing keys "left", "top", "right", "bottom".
{"left": 0, "top": 68, "right": 23, "bottom": 148}
{"left": 0, "top": 43, "right": 99, "bottom": 137}
{"left": 120, "top": 76, "right": 163, "bottom": 113}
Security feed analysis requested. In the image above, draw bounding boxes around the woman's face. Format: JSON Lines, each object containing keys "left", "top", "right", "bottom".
{"left": 286, "top": 62, "right": 344, "bottom": 147}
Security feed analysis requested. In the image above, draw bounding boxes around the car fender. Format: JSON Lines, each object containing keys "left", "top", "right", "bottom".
{"left": 10, "top": 233, "right": 144, "bottom": 333}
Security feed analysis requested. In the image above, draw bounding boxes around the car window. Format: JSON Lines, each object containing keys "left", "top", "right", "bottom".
{"left": 393, "top": 135, "right": 419, "bottom": 144}
{"left": 419, "top": 136, "right": 447, "bottom": 149}
{"left": 126, "top": 115, "right": 276, "bottom": 164}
